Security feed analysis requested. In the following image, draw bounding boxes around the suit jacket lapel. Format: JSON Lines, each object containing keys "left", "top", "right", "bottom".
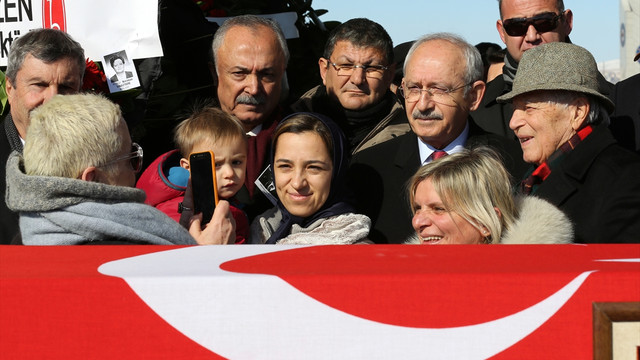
{"left": 394, "top": 133, "right": 421, "bottom": 180}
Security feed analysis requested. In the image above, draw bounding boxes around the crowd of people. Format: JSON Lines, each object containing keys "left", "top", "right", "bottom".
{"left": 2, "top": 0, "right": 640, "bottom": 245}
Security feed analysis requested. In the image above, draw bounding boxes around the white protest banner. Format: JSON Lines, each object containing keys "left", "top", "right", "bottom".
{"left": 0, "top": 0, "right": 163, "bottom": 67}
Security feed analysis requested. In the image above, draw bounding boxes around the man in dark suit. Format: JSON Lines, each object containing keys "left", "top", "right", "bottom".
{"left": 497, "top": 42, "right": 640, "bottom": 243}
{"left": 1, "top": 29, "right": 85, "bottom": 243}
{"left": 350, "top": 33, "right": 527, "bottom": 244}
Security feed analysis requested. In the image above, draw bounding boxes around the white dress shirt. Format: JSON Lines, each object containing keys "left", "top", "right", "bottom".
{"left": 417, "top": 122, "right": 470, "bottom": 164}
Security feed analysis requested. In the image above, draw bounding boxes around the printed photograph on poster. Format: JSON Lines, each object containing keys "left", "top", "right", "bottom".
{"left": 103, "top": 50, "right": 140, "bottom": 93}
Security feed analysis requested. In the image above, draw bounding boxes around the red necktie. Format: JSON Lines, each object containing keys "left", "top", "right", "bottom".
{"left": 432, "top": 150, "right": 448, "bottom": 160}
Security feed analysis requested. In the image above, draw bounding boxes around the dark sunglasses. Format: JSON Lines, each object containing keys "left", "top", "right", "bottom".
{"left": 502, "top": 12, "right": 563, "bottom": 37}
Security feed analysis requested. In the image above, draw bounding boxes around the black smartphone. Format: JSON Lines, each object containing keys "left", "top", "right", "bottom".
{"left": 189, "top": 151, "right": 219, "bottom": 226}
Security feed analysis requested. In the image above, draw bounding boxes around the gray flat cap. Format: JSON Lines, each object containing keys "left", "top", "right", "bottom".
{"left": 497, "top": 42, "right": 614, "bottom": 113}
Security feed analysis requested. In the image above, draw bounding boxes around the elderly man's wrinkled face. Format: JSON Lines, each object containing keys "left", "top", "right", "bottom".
{"left": 403, "top": 40, "right": 484, "bottom": 149}
{"left": 215, "top": 25, "right": 286, "bottom": 132}
{"left": 319, "top": 40, "right": 394, "bottom": 111}
{"left": 497, "top": 0, "right": 573, "bottom": 63}
{"left": 5, "top": 54, "right": 83, "bottom": 138}
{"left": 509, "top": 92, "right": 584, "bottom": 165}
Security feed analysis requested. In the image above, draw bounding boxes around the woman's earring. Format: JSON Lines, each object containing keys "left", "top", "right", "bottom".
{"left": 481, "top": 229, "right": 491, "bottom": 244}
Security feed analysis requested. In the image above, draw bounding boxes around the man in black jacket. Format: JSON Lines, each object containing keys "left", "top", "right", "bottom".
{"left": 350, "top": 33, "right": 527, "bottom": 244}
{"left": 497, "top": 42, "right": 640, "bottom": 243}
{"left": 1, "top": 29, "right": 85, "bottom": 243}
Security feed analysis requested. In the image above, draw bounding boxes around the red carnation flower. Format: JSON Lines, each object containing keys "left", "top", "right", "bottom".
{"left": 82, "top": 59, "right": 109, "bottom": 94}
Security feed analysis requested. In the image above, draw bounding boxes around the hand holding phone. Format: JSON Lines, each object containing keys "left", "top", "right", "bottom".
{"left": 189, "top": 151, "right": 219, "bottom": 226}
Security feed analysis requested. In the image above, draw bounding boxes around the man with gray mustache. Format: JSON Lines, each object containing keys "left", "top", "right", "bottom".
{"left": 210, "top": 15, "right": 289, "bottom": 219}
{"left": 235, "top": 94, "right": 267, "bottom": 107}
{"left": 349, "top": 33, "right": 527, "bottom": 244}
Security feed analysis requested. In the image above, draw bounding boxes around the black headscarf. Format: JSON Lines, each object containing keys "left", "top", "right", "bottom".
{"left": 265, "top": 112, "right": 355, "bottom": 244}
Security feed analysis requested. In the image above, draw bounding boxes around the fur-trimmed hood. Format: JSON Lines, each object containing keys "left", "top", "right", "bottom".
{"left": 406, "top": 196, "right": 574, "bottom": 244}
{"left": 500, "top": 196, "right": 573, "bottom": 244}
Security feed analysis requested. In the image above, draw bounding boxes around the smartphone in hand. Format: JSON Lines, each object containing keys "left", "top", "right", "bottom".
{"left": 189, "top": 151, "right": 219, "bottom": 226}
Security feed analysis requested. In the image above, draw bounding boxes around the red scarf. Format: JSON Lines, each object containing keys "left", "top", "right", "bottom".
{"left": 521, "top": 125, "right": 592, "bottom": 194}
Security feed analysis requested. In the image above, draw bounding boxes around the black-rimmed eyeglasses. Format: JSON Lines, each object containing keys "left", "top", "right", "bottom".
{"left": 99, "top": 142, "right": 144, "bottom": 173}
{"left": 326, "top": 60, "right": 389, "bottom": 79}
{"left": 502, "top": 12, "right": 564, "bottom": 37}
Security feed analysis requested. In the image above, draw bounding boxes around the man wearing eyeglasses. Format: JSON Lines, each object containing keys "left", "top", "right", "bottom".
{"left": 349, "top": 33, "right": 527, "bottom": 244}
{"left": 291, "top": 18, "right": 410, "bottom": 154}
{"left": 1, "top": 29, "right": 85, "bottom": 244}
{"left": 5, "top": 94, "right": 235, "bottom": 245}
{"left": 472, "top": 0, "right": 574, "bottom": 138}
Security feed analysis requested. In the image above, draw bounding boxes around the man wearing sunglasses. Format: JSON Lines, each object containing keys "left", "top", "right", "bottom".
{"left": 472, "top": 0, "right": 574, "bottom": 139}
{"left": 291, "top": 18, "right": 410, "bottom": 155}
{"left": 5, "top": 94, "right": 235, "bottom": 245}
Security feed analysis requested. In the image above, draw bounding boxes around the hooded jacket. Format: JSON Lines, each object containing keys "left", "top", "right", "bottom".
{"left": 5, "top": 152, "right": 197, "bottom": 245}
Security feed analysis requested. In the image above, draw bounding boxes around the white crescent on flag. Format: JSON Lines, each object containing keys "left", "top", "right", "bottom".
{"left": 99, "top": 245, "right": 595, "bottom": 359}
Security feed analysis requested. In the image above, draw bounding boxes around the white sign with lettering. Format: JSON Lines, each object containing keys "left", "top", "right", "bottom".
{"left": 0, "top": 0, "right": 163, "bottom": 67}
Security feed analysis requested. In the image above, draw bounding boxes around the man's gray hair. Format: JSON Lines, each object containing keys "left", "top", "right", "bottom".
{"left": 6, "top": 28, "right": 85, "bottom": 83}
{"left": 322, "top": 18, "right": 394, "bottom": 64}
{"left": 211, "top": 14, "right": 289, "bottom": 71}
{"left": 404, "top": 32, "right": 483, "bottom": 95}
{"left": 498, "top": 0, "right": 565, "bottom": 19}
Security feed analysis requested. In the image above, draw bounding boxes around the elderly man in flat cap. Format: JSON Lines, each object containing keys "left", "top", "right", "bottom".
{"left": 498, "top": 42, "right": 640, "bottom": 244}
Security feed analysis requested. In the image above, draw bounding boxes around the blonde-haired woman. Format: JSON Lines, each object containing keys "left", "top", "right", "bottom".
{"left": 407, "top": 146, "right": 573, "bottom": 244}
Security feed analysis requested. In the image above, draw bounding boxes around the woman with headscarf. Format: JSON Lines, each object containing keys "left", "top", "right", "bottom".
{"left": 249, "top": 112, "right": 371, "bottom": 244}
